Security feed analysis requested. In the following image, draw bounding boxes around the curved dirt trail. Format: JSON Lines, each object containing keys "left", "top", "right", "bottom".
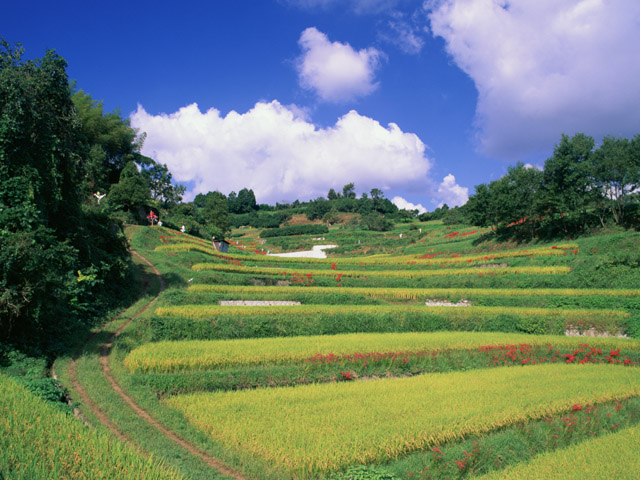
{"left": 68, "top": 249, "right": 247, "bottom": 480}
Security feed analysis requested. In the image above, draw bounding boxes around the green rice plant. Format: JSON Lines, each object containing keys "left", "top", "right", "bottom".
{"left": 187, "top": 284, "right": 640, "bottom": 300}
{"left": 154, "top": 304, "right": 626, "bottom": 323}
{"left": 165, "top": 364, "right": 640, "bottom": 479}
{"left": 190, "top": 263, "right": 571, "bottom": 278}
{"left": 391, "top": 397, "right": 640, "bottom": 479}
{"left": 0, "top": 373, "right": 181, "bottom": 480}
{"left": 473, "top": 422, "right": 640, "bottom": 480}
{"left": 124, "top": 331, "right": 640, "bottom": 374}
{"left": 157, "top": 243, "right": 578, "bottom": 267}
{"left": 145, "top": 304, "right": 629, "bottom": 341}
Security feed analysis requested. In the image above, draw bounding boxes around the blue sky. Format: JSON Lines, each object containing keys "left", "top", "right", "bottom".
{"left": 4, "top": 1, "right": 640, "bottom": 211}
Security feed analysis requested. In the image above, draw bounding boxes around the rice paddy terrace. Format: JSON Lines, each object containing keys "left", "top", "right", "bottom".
{"left": 17, "top": 223, "right": 640, "bottom": 479}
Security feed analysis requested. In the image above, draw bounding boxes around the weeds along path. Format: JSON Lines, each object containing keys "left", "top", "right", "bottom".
{"left": 68, "top": 250, "right": 247, "bottom": 480}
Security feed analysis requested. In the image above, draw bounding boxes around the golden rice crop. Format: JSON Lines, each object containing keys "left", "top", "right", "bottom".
{"left": 190, "top": 263, "right": 571, "bottom": 277}
{"left": 475, "top": 422, "right": 640, "bottom": 480}
{"left": 124, "top": 331, "right": 640, "bottom": 373}
{"left": 165, "top": 363, "right": 640, "bottom": 479}
{"left": 154, "top": 303, "right": 625, "bottom": 321}
{"left": 0, "top": 373, "right": 180, "bottom": 480}
{"left": 188, "top": 284, "right": 640, "bottom": 299}
{"left": 157, "top": 243, "right": 578, "bottom": 266}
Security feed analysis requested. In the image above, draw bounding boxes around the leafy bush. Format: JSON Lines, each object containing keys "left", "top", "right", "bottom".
{"left": 260, "top": 224, "right": 329, "bottom": 238}
{"left": 327, "top": 465, "right": 398, "bottom": 479}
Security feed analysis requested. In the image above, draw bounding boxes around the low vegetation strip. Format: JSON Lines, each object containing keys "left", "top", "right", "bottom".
{"left": 188, "top": 284, "right": 640, "bottom": 299}
{"left": 146, "top": 305, "right": 630, "bottom": 341}
{"left": 165, "top": 364, "right": 640, "bottom": 479}
{"left": 155, "top": 304, "right": 626, "bottom": 321}
{"left": 474, "top": 423, "right": 640, "bottom": 480}
{"left": 191, "top": 263, "right": 571, "bottom": 277}
{"left": 124, "top": 331, "right": 640, "bottom": 373}
{"left": 0, "top": 373, "right": 180, "bottom": 480}
{"left": 156, "top": 242, "right": 577, "bottom": 266}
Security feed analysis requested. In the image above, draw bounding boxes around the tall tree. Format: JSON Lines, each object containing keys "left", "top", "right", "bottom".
{"left": 342, "top": 182, "right": 356, "bottom": 199}
{"left": 542, "top": 133, "right": 596, "bottom": 231}
{"left": 195, "top": 191, "right": 230, "bottom": 239}
{"left": 591, "top": 135, "right": 639, "bottom": 225}
{"left": 72, "top": 89, "right": 140, "bottom": 193}
{"left": 138, "top": 158, "right": 186, "bottom": 207}
{"left": 107, "top": 162, "right": 151, "bottom": 215}
{"left": 0, "top": 41, "right": 132, "bottom": 349}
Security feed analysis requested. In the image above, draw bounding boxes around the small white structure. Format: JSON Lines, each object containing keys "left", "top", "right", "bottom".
{"left": 93, "top": 191, "right": 106, "bottom": 204}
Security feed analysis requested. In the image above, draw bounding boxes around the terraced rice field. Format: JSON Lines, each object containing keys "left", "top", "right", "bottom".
{"left": 112, "top": 226, "right": 640, "bottom": 479}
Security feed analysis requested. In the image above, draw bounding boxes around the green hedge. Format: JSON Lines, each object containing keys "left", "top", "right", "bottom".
{"left": 260, "top": 224, "right": 329, "bottom": 238}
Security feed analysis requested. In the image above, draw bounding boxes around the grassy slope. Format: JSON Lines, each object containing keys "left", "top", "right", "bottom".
{"left": 56, "top": 224, "right": 640, "bottom": 479}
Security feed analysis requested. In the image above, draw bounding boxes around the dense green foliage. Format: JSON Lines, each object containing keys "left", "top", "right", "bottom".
{"left": 464, "top": 133, "right": 640, "bottom": 239}
{"left": 260, "top": 223, "right": 329, "bottom": 238}
{"left": 0, "top": 41, "right": 136, "bottom": 351}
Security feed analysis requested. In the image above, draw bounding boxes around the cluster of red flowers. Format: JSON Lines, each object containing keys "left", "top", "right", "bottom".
{"left": 418, "top": 253, "right": 443, "bottom": 260}
{"left": 506, "top": 217, "right": 526, "bottom": 228}
{"left": 334, "top": 273, "right": 343, "bottom": 287}
{"left": 306, "top": 344, "right": 638, "bottom": 373}
{"left": 408, "top": 401, "right": 628, "bottom": 479}
{"left": 461, "top": 230, "right": 477, "bottom": 237}
{"left": 226, "top": 259, "right": 244, "bottom": 266}
{"left": 444, "top": 232, "right": 459, "bottom": 239}
{"left": 340, "top": 371, "right": 353, "bottom": 381}
{"left": 290, "top": 272, "right": 314, "bottom": 286}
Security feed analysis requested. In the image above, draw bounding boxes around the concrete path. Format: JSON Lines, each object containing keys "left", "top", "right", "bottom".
{"left": 267, "top": 244, "right": 337, "bottom": 259}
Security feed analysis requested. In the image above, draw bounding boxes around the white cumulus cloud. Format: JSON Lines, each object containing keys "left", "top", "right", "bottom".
{"left": 436, "top": 174, "right": 468, "bottom": 207}
{"left": 130, "top": 101, "right": 433, "bottom": 204}
{"left": 296, "top": 27, "right": 384, "bottom": 102}
{"left": 392, "top": 196, "right": 427, "bottom": 213}
{"left": 426, "top": 0, "right": 640, "bottom": 159}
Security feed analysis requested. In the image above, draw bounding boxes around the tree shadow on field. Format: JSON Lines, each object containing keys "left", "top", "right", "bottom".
{"left": 161, "top": 272, "right": 186, "bottom": 289}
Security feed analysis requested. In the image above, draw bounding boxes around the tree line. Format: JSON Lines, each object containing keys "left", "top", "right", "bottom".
{"left": 0, "top": 41, "right": 184, "bottom": 352}
{"left": 460, "top": 133, "right": 640, "bottom": 239}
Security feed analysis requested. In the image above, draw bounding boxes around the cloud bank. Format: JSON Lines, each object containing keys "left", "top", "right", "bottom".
{"left": 436, "top": 174, "right": 468, "bottom": 207}
{"left": 297, "top": 27, "right": 383, "bottom": 102}
{"left": 392, "top": 196, "right": 427, "bottom": 213}
{"left": 130, "top": 101, "right": 433, "bottom": 204}
{"left": 427, "top": 0, "right": 640, "bottom": 159}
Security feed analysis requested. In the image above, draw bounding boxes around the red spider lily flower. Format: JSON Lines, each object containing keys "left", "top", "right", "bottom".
{"left": 455, "top": 460, "right": 466, "bottom": 471}
{"left": 571, "top": 404, "right": 583, "bottom": 411}
{"left": 340, "top": 371, "right": 353, "bottom": 380}
{"left": 432, "top": 446, "right": 443, "bottom": 456}
{"left": 610, "top": 349, "right": 620, "bottom": 357}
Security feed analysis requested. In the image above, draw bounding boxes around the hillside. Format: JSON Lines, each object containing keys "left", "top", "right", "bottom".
{"left": 3, "top": 222, "right": 640, "bottom": 479}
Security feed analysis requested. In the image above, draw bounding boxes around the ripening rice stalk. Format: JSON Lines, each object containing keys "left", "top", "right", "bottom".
{"left": 156, "top": 243, "right": 578, "bottom": 266}
{"left": 0, "top": 373, "right": 180, "bottom": 480}
{"left": 154, "top": 304, "right": 626, "bottom": 322}
{"left": 190, "top": 263, "right": 571, "bottom": 277}
{"left": 188, "top": 284, "right": 640, "bottom": 299}
{"left": 124, "top": 331, "right": 640, "bottom": 373}
{"left": 165, "top": 364, "right": 640, "bottom": 479}
{"left": 474, "top": 422, "right": 640, "bottom": 480}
